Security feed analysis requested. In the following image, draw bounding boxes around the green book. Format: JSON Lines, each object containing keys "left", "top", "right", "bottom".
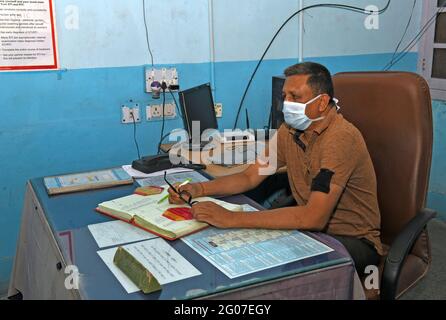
{"left": 113, "top": 246, "right": 161, "bottom": 294}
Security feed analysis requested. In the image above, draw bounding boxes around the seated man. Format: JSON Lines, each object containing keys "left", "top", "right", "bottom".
{"left": 168, "top": 62, "right": 383, "bottom": 276}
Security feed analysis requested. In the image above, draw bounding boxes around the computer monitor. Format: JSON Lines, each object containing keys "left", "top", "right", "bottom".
{"left": 178, "top": 83, "right": 218, "bottom": 145}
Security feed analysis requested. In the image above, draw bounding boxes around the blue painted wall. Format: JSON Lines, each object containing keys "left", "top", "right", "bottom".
{"left": 0, "top": 0, "right": 437, "bottom": 294}
{"left": 428, "top": 100, "right": 446, "bottom": 221}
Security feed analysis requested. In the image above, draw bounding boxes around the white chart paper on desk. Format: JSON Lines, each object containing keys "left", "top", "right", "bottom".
{"left": 88, "top": 220, "right": 157, "bottom": 248}
{"left": 136, "top": 171, "right": 209, "bottom": 187}
{"left": 98, "top": 238, "right": 201, "bottom": 294}
{"left": 182, "top": 228, "right": 333, "bottom": 279}
{"left": 122, "top": 165, "right": 193, "bottom": 179}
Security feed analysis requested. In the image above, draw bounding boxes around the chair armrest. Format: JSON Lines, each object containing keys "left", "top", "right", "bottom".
{"left": 381, "top": 208, "right": 437, "bottom": 300}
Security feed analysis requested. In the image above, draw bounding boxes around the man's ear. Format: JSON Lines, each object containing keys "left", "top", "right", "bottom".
{"left": 318, "top": 94, "right": 331, "bottom": 113}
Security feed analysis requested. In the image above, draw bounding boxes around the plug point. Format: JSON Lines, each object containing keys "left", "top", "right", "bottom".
{"left": 122, "top": 105, "right": 141, "bottom": 124}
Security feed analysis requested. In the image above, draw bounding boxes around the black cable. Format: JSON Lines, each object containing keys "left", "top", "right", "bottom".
{"left": 383, "top": 6, "right": 443, "bottom": 71}
{"left": 156, "top": 87, "right": 182, "bottom": 154}
{"left": 232, "top": 0, "right": 392, "bottom": 129}
{"left": 383, "top": 8, "right": 438, "bottom": 70}
{"left": 157, "top": 90, "right": 166, "bottom": 154}
{"left": 389, "top": 0, "right": 416, "bottom": 67}
{"left": 130, "top": 111, "right": 142, "bottom": 160}
{"left": 142, "top": 0, "right": 154, "bottom": 67}
{"left": 385, "top": 24, "right": 434, "bottom": 70}
{"left": 168, "top": 87, "right": 183, "bottom": 119}
{"left": 383, "top": 0, "right": 446, "bottom": 71}
{"left": 160, "top": 132, "right": 171, "bottom": 144}
{"left": 158, "top": 131, "right": 183, "bottom": 153}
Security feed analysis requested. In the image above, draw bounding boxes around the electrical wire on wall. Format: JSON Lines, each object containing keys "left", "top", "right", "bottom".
{"left": 142, "top": 1, "right": 185, "bottom": 155}
{"left": 383, "top": 4, "right": 445, "bottom": 71}
{"left": 232, "top": 0, "right": 392, "bottom": 130}
{"left": 130, "top": 111, "right": 142, "bottom": 160}
{"left": 168, "top": 87, "right": 183, "bottom": 119}
{"left": 143, "top": 0, "right": 155, "bottom": 67}
{"left": 387, "top": 0, "right": 417, "bottom": 69}
{"left": 157, "top": 87, "right": 167, "bottom": 154}
{"left": 142, "top": 0, "right": 172, "bottom": 156}
{"left": 126, "top": 0, "right": 157, "bottom": 160}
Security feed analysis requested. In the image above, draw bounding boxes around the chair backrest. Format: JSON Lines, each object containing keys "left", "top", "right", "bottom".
{"left": 332, "top": 72, "right": 433, "bottom": 246}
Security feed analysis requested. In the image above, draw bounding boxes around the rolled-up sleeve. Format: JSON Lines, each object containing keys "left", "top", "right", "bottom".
{"left": 319, "top": 131, "right": 359, "bottom": 189}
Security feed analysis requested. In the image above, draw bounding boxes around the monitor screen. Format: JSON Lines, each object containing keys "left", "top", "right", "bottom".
{"left": 179, "top": 83, "right": 218, "bottom": 142}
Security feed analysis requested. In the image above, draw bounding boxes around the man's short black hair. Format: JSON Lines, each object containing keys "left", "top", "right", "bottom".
{"left": 284, "top": 62, "right": 334, "bottom": 102}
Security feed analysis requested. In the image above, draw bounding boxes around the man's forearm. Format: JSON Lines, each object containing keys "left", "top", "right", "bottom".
{"left": 228, "top": 206, "right": 326, "bottom": 232}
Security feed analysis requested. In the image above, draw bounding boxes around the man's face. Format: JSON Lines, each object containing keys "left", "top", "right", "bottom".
{"left": 282, "top": 74, "right": 328, "bottom": 120}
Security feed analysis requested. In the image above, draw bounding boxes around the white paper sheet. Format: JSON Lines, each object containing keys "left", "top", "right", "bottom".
{"left": 88, "top": 220, "right": 157, "bottom": 248}
{"left": 182, "top": 228, "right": 333, "bottom": 279}
{"left": 122, "top": 165, "right": 193, "bottom": 179}
{"left": 98, "top": 238, "right": 202, "bottom": 293}
{"left": 136, "top": 170, "right": 209, "bottom": 187}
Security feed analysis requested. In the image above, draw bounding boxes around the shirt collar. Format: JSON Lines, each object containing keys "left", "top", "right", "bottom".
{"left": 312, "top": 106, "right": 338, "bottom": 135}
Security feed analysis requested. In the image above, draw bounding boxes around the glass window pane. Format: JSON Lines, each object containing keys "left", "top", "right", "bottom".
{"left": 432, "top": 49, "right": 446, "bottom": 79}
{"left": 434, "top": 13, "right": 446, "bottom": 43}
{"left": 439, "top": 0, "right": 446, "bottom": 7}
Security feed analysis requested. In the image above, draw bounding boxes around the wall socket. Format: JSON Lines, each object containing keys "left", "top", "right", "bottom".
{"left": 145, "top": 67, "right": 179, "bottom": 93}
{"left": 146, "top": 103, "right": 177, "bottom": 121}
{"left": 214, "top": 103, "right": 223, "bottom": 118}
{"left": 121, "top": 104, "right": 141, "bottom": 124}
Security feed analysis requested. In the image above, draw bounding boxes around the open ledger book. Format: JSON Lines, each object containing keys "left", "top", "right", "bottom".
{"left": 96, "top": 187, "right": 245, "bottom": 241}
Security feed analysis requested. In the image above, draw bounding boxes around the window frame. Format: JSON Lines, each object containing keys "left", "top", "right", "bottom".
{"left": 418, "top": 0, "right": 446, "bottom": 101}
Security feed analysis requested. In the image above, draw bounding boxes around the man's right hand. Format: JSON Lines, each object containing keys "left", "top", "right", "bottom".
{"left": 168, "top": 183, "right": 203, "bottom": 205}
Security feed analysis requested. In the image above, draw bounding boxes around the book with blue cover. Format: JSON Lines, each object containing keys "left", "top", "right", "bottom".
{"left": 44, "top": 168, "right": 133, "bottom": 195}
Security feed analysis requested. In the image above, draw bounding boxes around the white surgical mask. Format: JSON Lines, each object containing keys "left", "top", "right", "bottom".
{"left": 333, "top": 98, "right": 341, "bottom": 111}
{"left": 283, "top": 94, "right": 325, "bottom": 131}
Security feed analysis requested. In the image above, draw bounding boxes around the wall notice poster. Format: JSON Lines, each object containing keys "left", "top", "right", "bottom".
{"left": 0, "top": 0, "right": 58, "bottom": 71}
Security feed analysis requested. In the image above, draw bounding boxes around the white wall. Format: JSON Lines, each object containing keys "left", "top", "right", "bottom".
{"left": 55, "top": 0, "right": 422, "bottom": 69}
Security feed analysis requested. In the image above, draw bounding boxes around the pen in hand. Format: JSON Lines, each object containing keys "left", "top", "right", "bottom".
{"left": 158, "top": 179, "right": 192, "bottom": 204}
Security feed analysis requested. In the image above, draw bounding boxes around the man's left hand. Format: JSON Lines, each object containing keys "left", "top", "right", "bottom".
{"left": 191, "top": 201, "right": 234, "bottom": 228}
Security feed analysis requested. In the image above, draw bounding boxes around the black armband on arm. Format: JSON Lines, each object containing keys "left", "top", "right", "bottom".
{"left": 311, "top": 169, "right": 335, "bottom": 194}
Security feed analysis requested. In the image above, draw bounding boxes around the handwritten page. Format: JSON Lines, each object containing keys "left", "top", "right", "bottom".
{"left": 98, "top": 238, "right": 202, "bottom": 293}
{"left": 88, "top": 220, "right": 157, "bottom": 248}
